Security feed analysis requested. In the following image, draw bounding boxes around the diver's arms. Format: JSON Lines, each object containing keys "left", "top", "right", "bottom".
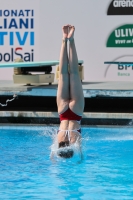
{"left": 50, "top": 151, "right": 55, "bottom": 160}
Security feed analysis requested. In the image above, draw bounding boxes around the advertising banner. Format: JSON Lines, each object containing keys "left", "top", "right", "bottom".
{"left": 0, "top": 0, "right": 40, "bottom": 79}
{"left": 105, "top": 0, "right": 133, "bottom": 81}
{"left": 107, "top": 0, "right": 133, "bottom": 15}
{"left": 0, "top": 0, "right": 132, "bottom": 82}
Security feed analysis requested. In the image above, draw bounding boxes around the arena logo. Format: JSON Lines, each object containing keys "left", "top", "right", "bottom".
{"left": 104, "top": 55, "right": 133, "bottom": 77}
{"left": 106, "top": 24, "right": 133, "bottom": 48}
{"left": 0, "top": 47, "right": 34, "bottom": 62}
{"left": 107, "top": 0, "right": 133, "bottom": 15}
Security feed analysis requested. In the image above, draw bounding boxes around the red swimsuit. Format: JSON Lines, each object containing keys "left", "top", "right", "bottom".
{"left": 59, "top": 108, "right": 82, "bottom": 133}
{"left": 59, "top": 108, "right": 82, "bottom": 121}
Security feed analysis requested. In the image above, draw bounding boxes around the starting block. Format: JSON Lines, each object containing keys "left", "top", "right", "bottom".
{"left": 13, "top": 58, "right": 58, "bottom": 85}
{"left": 0, "top": 59, "right": 84, "bottom": 85}
{"left": 0, "top": 59, "right": 59, "bottom": 85}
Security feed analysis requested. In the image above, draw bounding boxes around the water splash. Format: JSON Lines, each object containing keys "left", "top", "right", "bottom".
{"left": 39, "top": 126, "right": 59, "bottom": 158}
{"left": 0, "top": 94, "right": 17, "bottom": 107}
{"left": 41, "top": 126, "right": 57, "bottom": 138}
{"left": 49, "top": 130, "right": 84, "bottom": 163}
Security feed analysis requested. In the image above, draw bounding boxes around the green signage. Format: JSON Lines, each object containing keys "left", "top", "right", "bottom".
{"left": 106, "top": 24, "right": 133, "bottom": 47}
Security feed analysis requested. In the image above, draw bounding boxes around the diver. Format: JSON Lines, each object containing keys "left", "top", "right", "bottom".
{"left": 55, "top": 25, "right": 85, "bottom": 159}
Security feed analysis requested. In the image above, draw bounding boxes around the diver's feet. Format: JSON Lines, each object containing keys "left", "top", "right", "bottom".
{"left": 67, "top": 25, "right": 75, "bottom": 41}
{"left": 62, "top": 25, "right": 69, "bottom": 42}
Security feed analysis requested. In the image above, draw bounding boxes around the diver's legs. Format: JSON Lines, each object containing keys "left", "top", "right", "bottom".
{"left": 68, "top": 26, "right": 84, "bottom": 115}
{"left": 57, "top": 25, "right": 70, "bottom": 114}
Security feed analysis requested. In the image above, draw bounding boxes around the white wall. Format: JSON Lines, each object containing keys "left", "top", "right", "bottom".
{"left": 0, "top": 0, "right": 133, "bottom": 81}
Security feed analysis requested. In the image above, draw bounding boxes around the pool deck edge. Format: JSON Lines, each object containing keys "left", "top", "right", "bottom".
{"left": 0, "top": 81, "right": 133, "bottom": 125}
{"left": 0, "top": 111, "right": 133, "bottom": 119}
{"left": 1, "top": 80, "right": 133, "bottom": 97}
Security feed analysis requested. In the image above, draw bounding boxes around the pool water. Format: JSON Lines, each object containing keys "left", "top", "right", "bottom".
{"left": 0, "top": 126, "right": 133, "bottom": 199}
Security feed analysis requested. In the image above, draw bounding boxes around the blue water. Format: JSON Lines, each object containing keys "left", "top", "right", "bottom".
{"left": 0, "top": 126, "right": 133, "bottom": 200}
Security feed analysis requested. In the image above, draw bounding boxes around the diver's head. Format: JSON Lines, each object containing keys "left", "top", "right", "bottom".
{"left": 58, "top": 141, "right": 74, "bottom": 158}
